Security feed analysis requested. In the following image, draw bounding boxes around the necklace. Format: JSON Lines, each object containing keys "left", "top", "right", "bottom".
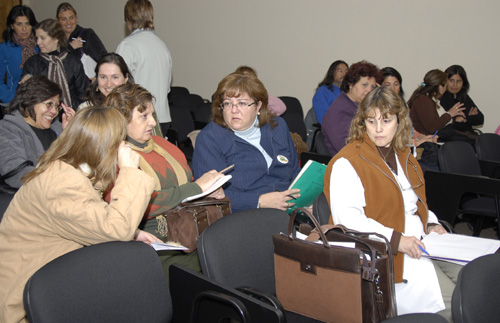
{"left": 377, "top": 146, "right": 396, "bottom": 173}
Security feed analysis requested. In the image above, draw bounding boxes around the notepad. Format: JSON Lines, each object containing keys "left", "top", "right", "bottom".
{"left": 181, "top": 175, "right": 232, "bottom": 203}
{"left": 151, "top": 241, "right": 189, "bottom": 251}
{"left": 421, "top": 232, "right": 500, "bottom": 265}
{"left": 286, "top": 160, "right": 327, "bottom": 214}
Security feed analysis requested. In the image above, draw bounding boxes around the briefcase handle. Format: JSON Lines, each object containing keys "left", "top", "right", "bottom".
{"left": 289, "top": 208, "right": 330, "bottom": 248}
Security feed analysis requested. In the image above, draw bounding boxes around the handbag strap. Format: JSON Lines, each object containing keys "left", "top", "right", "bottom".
{"left": 1, "top": 160, "right": 33, "bottom": 181}
{"left": 289, "top": 208, "right": 330, "bottom": 248}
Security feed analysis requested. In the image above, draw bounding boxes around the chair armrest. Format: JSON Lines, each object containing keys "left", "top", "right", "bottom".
{"left": 425, "top": 171, "right": 500, "bottom": 225}
{"left": 192, "top": 291, "right": 250, "bottom": 322}
{"left": 479, "top": 159, "right": 500, "bottom": 179}
{"left": 236, "top": 286, "right": 284, "bottom": 311}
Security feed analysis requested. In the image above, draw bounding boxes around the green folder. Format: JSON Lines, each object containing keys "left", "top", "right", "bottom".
{"left": 286, "top": 160, "right": 327, "bottom": 214}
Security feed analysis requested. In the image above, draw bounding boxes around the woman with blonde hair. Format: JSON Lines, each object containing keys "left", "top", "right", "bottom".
{"left": 0, "top": 107, "right": 156, "bottom": 322}
{"left": 104, "top": 83, "right": 224, "bottom": 277}
{"left": 325, "top": 86, "right": 459, "bottom": 319}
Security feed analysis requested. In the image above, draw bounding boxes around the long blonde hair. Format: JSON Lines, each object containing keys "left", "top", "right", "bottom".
{"left": 23, "top": 107, "right": 127, "bottom": 187}
{"left": 348, "top": 86, "right": 411, "bottom": 153}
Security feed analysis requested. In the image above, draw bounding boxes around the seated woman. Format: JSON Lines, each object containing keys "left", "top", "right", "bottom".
{"left": 325, "top": 86, "right": 459, "bottom": 319}
{"left": 233, "top": 65, "right": 286, "bottom": 116}
{"left": 192, "top": 73, "right": 300, "bottom": 213}
{"left": 0, "top": 107, "right": 155, "bottom": 322}
{"left": 0, "top": 75, "right": 75, "bottom": 188}
{"left": 104, "top": 83, "right": 224, "bottom": 276}
{"left": 440, "top": 65, "right": 484, "bottom": 137}
{"left": 312, "top": 60, "right": 348, "bottom": 124}
{"left": 322, "top": 60, "right": 380, "bottom": 156}
{"left": 0, "top": 5, "right": 38, "bottom": 103}
{"left": 21, "top": 18, "right": 88, "bottom": 109}
{"left": 56, "top": 2, "right": 107, "bottom": 79}
{"left": 408, "top": 69, "right": 465, "bottom": 136}
{"left": 80, "top": 52, "right": 162, "bottom": 136}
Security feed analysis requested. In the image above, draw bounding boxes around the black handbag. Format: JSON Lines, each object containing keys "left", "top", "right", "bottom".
{"left": 0, "top": 160, "right": 33, "bottom": 194}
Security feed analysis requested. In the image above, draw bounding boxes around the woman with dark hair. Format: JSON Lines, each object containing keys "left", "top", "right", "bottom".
{"left": 381, "top": 67, "right": 405, "bottom": 101}
{"left": 104, "top": 83, "right": 224, "bottom": 277}
{"left": 192, "top": 73, "right": 300, "bottom": 213}
{"left": 21, "top": 19, "right": 88, "bottom": 109}
{"left": 0, "top": 75, "right": 75, "bottom": 188}
{"left": 312, "top": 60, "right": 348, "bottom": 124}
{"left": 0, "top": 107, "right": 155, "bottom": 322}
{"left": 440, "top": 65, "right": 484, "bottom": 136}
{"left": 56, "top": 2, "right": 107, "bottom": 79}
{"left": 408, "top": 69, "right": 465, "bottom": 136}
{"left": 325, "top": 86, "right": 458, "bottom": 319}
{"left": 0, "top": 5, "right": 38, "bottom": 103}
{"left": 322, "top": 60, "right": 381, "bottom": 156}
{"left": 79, "top": 52, "right": 134, "bottom": 109}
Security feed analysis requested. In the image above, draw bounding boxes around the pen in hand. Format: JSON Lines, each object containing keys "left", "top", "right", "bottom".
{"left": 432, "top": 130, "right": 438, "bottom": 139}
{"left": 219, "top": 164, "right": 234, "bottom": 174}
{"left": 419, "top": 245, "right": 430, "bottom": 256}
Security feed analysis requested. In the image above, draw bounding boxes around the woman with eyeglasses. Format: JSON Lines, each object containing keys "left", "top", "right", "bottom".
{"left": 192, "top": 73, "right": 300, "bottom": 213}
{"left": 0, "top": 75, "right": 75, "bottom": 189}
{"left": 324, "top": 86, "right": 459, "bottom": 319}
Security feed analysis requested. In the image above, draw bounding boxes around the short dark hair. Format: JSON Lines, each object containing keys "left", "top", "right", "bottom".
{"left": 84, "top": 53, "right": 135, "bottom": 106}
{"left": 2, "top": 5, "right": 38, "bottom": 44}
{"left": 317, "top": 60, "right": 348, "bottom": 91}
{"left": 444, "top": 65, "right": 470, "bottom": 102}
{"left": 7, "top": 75, "right": 63, "bottom": 121}
{"left": 340, "top": 60, "right": 381, "bottom": 93}
{"left": 35, "top": 19, "right": 67, "bottom": 48}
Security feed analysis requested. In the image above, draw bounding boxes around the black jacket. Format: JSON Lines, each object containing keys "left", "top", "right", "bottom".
{"left": 21, "top": 49, "right": 89, "bottom": 109}
{"left": 440, "top": 91, "right": 484, "bottom": 132}
{"left": 67, "top": 25, "right": 107, "bottom": 62}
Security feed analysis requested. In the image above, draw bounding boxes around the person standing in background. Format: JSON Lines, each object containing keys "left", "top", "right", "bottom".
{"left": 0, "top": 5, "right": 38, "bottom": 104}
{"left": 116, "top": 0, "right": 171, "bottom": 136}
{"left": 56, "top": 2, "right": 108, "bottom": 80}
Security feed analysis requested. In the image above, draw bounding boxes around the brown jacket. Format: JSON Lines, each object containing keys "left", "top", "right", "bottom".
{"left": 0, "top": 161, "right": 155, "bottom": 322}
{"left": 324, "top": 135, "right": 429, "bottom": 283}
{"left": 410, "top": 95, "right": 451, "bottom": 135}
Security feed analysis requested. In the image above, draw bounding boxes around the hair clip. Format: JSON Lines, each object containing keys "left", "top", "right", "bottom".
{"left": 420, "top": 82, "right": 426, "bottom": 87}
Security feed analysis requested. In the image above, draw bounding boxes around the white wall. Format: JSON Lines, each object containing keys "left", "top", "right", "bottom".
{"left": 25, "top": 0, "right": 500, "bottom": 132}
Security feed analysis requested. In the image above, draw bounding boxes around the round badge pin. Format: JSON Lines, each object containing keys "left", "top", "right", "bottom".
{"left": 277, "top": 155, "right": 289, "bottom": 164}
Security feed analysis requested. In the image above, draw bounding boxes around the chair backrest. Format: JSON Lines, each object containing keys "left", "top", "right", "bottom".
{"left": 169, "top": 104, "right": 195, "bottom": 143}
{"left": 313, "top": 131, "right": 331, "bottom": 156}
{"left": 313, "top": 192, "right": 331, "bottom": 225}
{"left": 192, "top": 102, "right": 213, "bottom": 124}
{"left": 438, "top": 141, "right": 481, "bottom": 176}
{"left": 475, "top": 133, "right": 500, "bottom": 162}
{"left": 452, "top": 253, "right": 500, "bottom": 323}
{"left": 168, "top": 86, "right": 190, "bottom": 104}
{"left": 197, "top": 208, "right": 290, "bottom": 294}
{"left": 304, "top": 108, "right": 319, "bottom": 150}
{"left": 24, "top": 241, "right": 172, "bottom": 323}
{"left": 0, "top": 193, "right": 14, "bottom": 223}
{"left": 279, "top": 96, "right": 307, "bottom": 141}
{"left": 169, "top": 264, "right": 285, "bottom": 323}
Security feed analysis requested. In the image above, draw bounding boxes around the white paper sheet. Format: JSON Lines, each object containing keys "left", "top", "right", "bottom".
{"left": 181, "top": 175, "right": 232, "bottom": 203}
{"left": 151, "top": 242, "right": 188, "bottom": 251}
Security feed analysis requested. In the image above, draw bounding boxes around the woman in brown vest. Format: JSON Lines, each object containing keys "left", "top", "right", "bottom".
{"left": 324, "top": 86, "right": 459, "bottom": 320}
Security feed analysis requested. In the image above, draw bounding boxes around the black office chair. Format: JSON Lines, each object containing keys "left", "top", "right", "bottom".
{"left": 170, "top": 264, "right": 286, "bottom": 323}
{"left": 168, "top": 86, "right": 190, "bottom": 105}
{"left": 279, "top": 96, "right": 307, "bottom": 142}
{"left": 197, "top": 208, "right": 321, "bottom": 322}
{"left": 313, "top": 192, "right": 331, "bottom": 225}
{"left": 168, "top": 104, "right": 196, "bottom": 159}
{"left": 0, "top": 193, "right": 14, "bottom": 223}
{"left": 24, "top": 241, "right": 172, "bottom": 323}
{"left": 425, "top": 141, "right": 500, "bottom": 236}
{"left": 452, "top": 253, "right": 500, "bottom": 323}
{"left": 313, "top": 131, "right": 331, "bottom": 156}
{"left": 475, "top": 133, "right": 500, "bottom": 162}
{"left": 300, "top": 152, "right": 332, "bottom": 167}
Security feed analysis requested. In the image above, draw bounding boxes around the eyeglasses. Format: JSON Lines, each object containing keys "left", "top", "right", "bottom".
{"left": 42, "top": 101, "right": 63, "bottom": 112}
{"left": 220, "top": 101, "right": 257, "bottom": 110}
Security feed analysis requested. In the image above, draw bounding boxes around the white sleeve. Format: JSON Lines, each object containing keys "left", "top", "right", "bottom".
{"left": 427, "top": 209, "right": 439, "bottom": 225}
{"left": 329, "top": 158, "right": 394, "bottom": 240}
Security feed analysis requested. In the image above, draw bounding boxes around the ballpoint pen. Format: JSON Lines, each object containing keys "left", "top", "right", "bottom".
{"left": 432, "top": 130, "right": 438, "bottom": 139}
{"left": 419, "top": 245, "right": 430, "bottom": 256}
{"left": 71, "top": 38, "right": 86, "bottom": 42}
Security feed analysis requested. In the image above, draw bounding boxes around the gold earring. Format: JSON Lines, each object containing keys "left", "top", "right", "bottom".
{"left": 257, "top": 111, "right": 261, "bottom": 116}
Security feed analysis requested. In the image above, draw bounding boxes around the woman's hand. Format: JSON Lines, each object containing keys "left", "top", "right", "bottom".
{"left": 468, "top": 107, "right": 479, "bottom": 116}
{"left": 134, "top": 229, "right": 162, "bottom": 245}
{"left": 61, "top": 103, "right": 76, "bottom": 130}
{"left": 70, "top": 37, "right": 84, "bottom": 49}
{"left": 194, "top": 170, "right": 224, "bottom": 192}
{"left": 117, "top": 141, "right": 140, "bottom": 169}
{"left": 416, "top": 134, "right": 438, "bottom": 146}
{"left": 398, "top": 236, "right": 426, "bottom": 259}
{"left": 206, "top": 187, "right": 225, "bottom": 199}
{"left": 258, "top": 189, "right": 300, "bottom": 211}
{"left": 447, "top": 102, "right": 466, "bottom": 118}
{"left": 428, "top": 224, "right": 447, "bottom": 234}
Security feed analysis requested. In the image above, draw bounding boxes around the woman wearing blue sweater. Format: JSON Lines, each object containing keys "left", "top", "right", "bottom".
{"left": 0, "top": 5, "right": 38, "bottom": 103}
{"left": 193, "top": 73, "right": 300, "bottom": 213}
